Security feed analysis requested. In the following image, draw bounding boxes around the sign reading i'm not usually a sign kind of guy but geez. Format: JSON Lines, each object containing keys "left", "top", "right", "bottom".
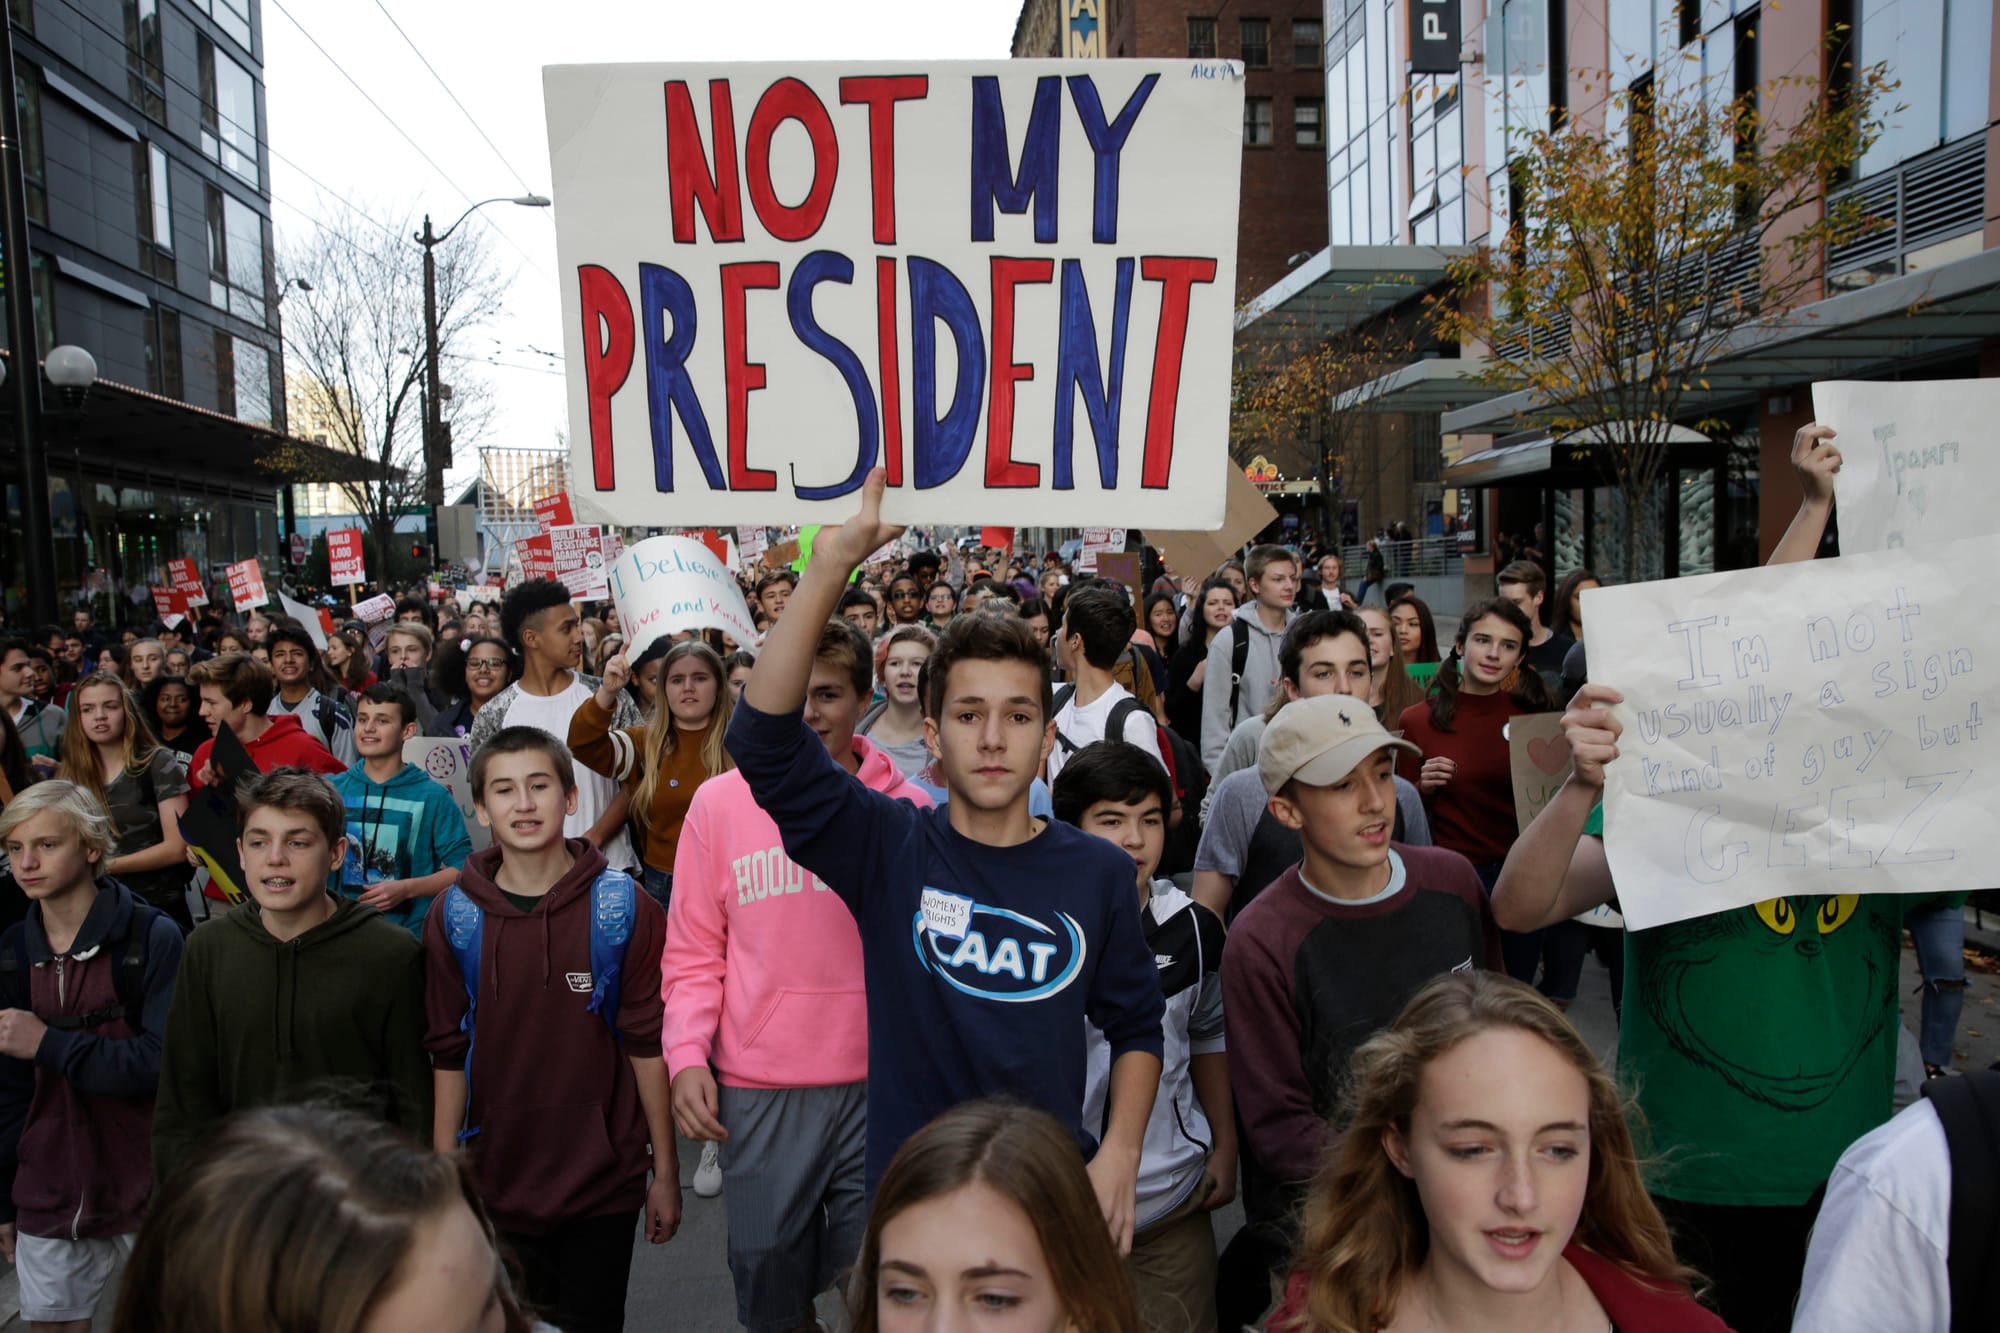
{"left": 544, "top": 60, "right": 1244, "bottom": 529}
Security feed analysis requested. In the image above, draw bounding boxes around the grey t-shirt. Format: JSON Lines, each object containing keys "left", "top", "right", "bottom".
{"left": 104, "top": 748, "right": 192, "bottom": 907}
{"left": 1193, "top": 766, "right": 1431, "bottom": 920}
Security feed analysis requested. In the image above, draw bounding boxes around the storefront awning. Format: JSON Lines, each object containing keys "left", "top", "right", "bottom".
{"left": 1442, "top": 245, "right": 2000, "bottom": 436}
{"left": 1236, "top": 245, "right": 1469, "bottom": 363}
{"left": 1444, "top": 423, "right": 1719, "bottom": 487}
{"left": 1332, "top": 356, "right": 1506, "bottom": 414}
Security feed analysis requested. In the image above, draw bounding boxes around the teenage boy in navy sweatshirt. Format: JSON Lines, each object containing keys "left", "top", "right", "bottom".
{"left": 729, "top": 470, "right": 1165, "bottom": 1253}
{"left": 423, "top": 726, "right": 678, "bottom": 1333}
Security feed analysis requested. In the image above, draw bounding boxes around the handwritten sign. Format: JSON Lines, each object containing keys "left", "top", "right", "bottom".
{"left": 1814, "top": 379, "right": 2000, "bottom": 553}
{"left": 550, "top": 524, "right": 609, "bottom": 600}
{"left": 328, "top": 529, "right": 367, "bottom": 586}
{"left": 608, "top": 535, "right": 762, "bottom": 660}
{"left": 226, "top": 558, "right": 267, "bottom": 612}
{"left": 1586, "top": 537, "right": 1998, "bottom": 929}
{"left": 403, "top": 735, "right": 492, "bottom": 853}
{"left": 1508, "top": 712, "right": 1572, "bottom": 833}
{"left": 546, "top": 60, "right": 1243, "bottom": 529}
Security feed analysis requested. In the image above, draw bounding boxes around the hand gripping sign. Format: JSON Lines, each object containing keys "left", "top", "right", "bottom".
{"left": 1586, "top": 537, "right": 1998, "bottom": 929}
{"left": 545, "top": 59, "right": 1244, "bottom": 530}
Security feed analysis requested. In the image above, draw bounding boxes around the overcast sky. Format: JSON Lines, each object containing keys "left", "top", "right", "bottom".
{"left": 261, "top": 0, "right": 1024, "bottom": 492}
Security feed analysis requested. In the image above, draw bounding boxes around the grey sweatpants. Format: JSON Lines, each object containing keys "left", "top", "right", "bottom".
{"left": 717, "top": 1081, "right": 868, "bottom": 1333}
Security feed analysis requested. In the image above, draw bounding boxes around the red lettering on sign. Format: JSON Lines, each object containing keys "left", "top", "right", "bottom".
{"left": 578, "top": 266, "right": 634, "bottom": 489}
{"left": 720, "top": 261, "right": 781, "bottom": 491}
{"left": 837, "top": 75, "right": 929, "bottom": 244}
{"left": 985, "top": 257, "right": 1054, "bottom": 488}
{"left": 745, "top": 78, "right": 839, "bottom": 242}
{"left": 1138, "top": 256, "right": 1218, "bottom": 489}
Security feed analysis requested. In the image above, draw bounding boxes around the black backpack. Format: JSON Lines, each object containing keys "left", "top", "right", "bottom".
{"left": 1921, "top": 1070, "right": 2000, "bottom": 1333}
{"left": 1227, "top": 627, "right": 1251, "bottom": 724}
{"left": 0, "top": 899, "right": 161, "bottom": 1034}
{"left": 1052, "top": 685, "right": 1209, "bottom": 876}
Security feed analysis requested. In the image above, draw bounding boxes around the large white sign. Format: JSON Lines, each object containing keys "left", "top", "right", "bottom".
{"left": 1814, "top": 378, "right": 2000, "bottom": 553}
{"left": 608, "top": 536, "right": 762, "bottom": 660}
{"left": 1587, "top": 538, "right": 1997, "bottom": 929}
{"left": 545, "top": 60, "right": 1244, "bottom": 529}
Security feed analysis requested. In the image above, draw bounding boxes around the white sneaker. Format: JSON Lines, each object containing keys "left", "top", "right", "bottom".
{"left": 692, "top": 1140, "right": 723, "bottom": 1198}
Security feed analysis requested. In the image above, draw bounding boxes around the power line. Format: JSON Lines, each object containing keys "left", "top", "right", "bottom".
{"left": 368, "top": 0, "right": 541, "bottom": 200}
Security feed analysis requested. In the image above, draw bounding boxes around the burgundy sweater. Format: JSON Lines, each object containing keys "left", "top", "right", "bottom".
{"left": 1396, "top": 689, "right": 1527, "bottom": 867}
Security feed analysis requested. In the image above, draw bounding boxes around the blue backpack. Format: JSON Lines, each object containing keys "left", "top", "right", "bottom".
{"left": 438, "top": 869, "right": 639, "bottom": 1143}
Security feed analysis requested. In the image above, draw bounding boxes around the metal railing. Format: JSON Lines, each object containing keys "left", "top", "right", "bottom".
{"left": 1339, "top": 535, "right": 1466, "bottom": 579}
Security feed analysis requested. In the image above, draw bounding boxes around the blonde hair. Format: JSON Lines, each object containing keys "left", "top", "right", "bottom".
{"left": 0, "top": 778, "right": 116, "bottom": 861}
{"left": 630, "top": 641, "right": 734, "bottom": 840}
{"left": 56, "top": 672, "right": 165, "bottom": 830}
{"left": 1283, "top": 972, "right": 1696, "bottom": 1333}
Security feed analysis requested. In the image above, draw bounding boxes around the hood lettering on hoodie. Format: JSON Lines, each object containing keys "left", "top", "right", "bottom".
{"left": 732, "top": 845, "right": 831, "bottom": 905}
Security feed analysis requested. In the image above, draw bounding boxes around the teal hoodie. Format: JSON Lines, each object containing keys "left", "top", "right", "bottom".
{"left": 330, "top": 761, "right": 473, "bottom": 933}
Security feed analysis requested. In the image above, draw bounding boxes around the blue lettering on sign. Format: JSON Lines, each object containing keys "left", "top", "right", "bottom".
{"left": 909, "top": 899, "right": 1086, "bottom": 1002}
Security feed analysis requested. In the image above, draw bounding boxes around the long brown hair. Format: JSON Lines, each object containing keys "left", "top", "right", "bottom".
{"left": 1359, "top": 606, "right": 1426, "bottom": 727}
{"left": 56, "top": 672, "right": 164, "bottom": 816}
{"left": 849, "top": 1101, "right": 1143, "bottom": 1333}
{"left": 1424, "top": 598, "right": 1554, "bottom": 731}
{"left": 113, "top": 1104, "right": 533, "bottom": 1333}
{"left": 630, "top": 640, "right": 734, "bottom": 839}
{"left": 1283, "top": 973, "right": 1696, "bottom": 1333}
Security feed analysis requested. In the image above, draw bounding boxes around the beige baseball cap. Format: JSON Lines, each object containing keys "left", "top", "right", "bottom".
{"left": 1258, "top": 695, "right": 1421, "bottom": 795}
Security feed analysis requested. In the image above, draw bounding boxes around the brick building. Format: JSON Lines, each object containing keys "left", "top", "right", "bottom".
{"left": 1010, "top": 0, "right": 1328, "bottom": 303}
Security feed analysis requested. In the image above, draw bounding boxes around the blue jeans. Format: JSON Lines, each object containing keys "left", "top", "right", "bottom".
{"left": 641, "top": 865, "right": 672, "bottom": 912}
{"left": 1906, "top": 901, "right": 1965, "bottom": 1068}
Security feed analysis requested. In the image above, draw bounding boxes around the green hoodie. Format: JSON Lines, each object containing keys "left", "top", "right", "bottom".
{"left": 152, "top": 896, "right": 431, "bottom": 1184}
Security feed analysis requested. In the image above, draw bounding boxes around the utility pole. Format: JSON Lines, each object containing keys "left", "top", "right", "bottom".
{"left": 420, "top": 212, "right": 443, "bottom": 574}
{"left": 0, "top": 15, "right": 54, "bottom": 625}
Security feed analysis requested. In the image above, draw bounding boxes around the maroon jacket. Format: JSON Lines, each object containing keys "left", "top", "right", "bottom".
{"left": 422, "top": 839, "right": 666, "bottom": 1235}
{"left": 1273, "top": 1245, "right": 1734, "bottom": 1331}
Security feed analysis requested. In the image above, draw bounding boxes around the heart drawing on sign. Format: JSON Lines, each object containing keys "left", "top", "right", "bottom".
{"left": 1907, "top": 484, "right": 1928, "bottom": 515}
{"left": 1527, "top": 735, "right": 1572, "bottom": 775}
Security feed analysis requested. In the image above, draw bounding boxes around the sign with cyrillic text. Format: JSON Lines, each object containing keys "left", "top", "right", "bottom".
{"left": 1587, "top": 539, "right": 1997, "bottom": 928}
{"left": 608, "top": 535, "right": 761, "bottom": 661}
{"left": 546, "top": 60, "right": 1243, "bottom": 529}
{"left": 1814, "top": 378, "right": 2000, "bottom": 554}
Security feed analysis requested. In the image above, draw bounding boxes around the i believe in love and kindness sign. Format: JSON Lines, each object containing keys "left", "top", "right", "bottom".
{"left": 544, "top": 60, "right": 1245, "bottom": 528}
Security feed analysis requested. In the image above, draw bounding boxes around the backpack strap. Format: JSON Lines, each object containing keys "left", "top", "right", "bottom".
{"left": 8, "top": 902, "right": 158, "bottom": 1033}
{"left": 586, "top": 869, "right": 637, "bottom": 1041}
{"left": 109, "top": 902, "right": 159, "bottom": 1034}
{"left": 1921, "top": 1070, "right": 2000, "bottom": 1332}
{"left": 440, "top": 885, "right": 485, "bottom": 1142}
{"left": 1106, "top": 698, "right": 1146, "bottom": 753}
{"left": 1053, "top": 683, "right": 1076, "bottom": 714}
{"left": 1228, "top": 627, "right": 1250, "bottom": 724}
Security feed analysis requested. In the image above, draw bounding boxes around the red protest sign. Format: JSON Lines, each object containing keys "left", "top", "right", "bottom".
{"left": 980, "top": 527, "right": 1015, "bottom": 554}
{"left": 226, "top": 558, "right": 268, "bottom": 612}
{"left": 166, "top": 558, "right": 208, "bottom": 607}
{"left": 328, "top": 529, "right": 367, "bottom": 586}
{"left": 534, "top": 492, "right": 575, "bottom": 532}
{"left": 515, "top": 534, "right": 555, "bottom": 582}
{"left": 550, "top": 524, "right": 608, "bottom": 599}
{"left": 288, "top": 532, "right": 308, "bottom": 566}
{"left": 686, "top": 529, "right": 729, "bottom": 565}
{"left": 150, "top": 586, "right": 188, "bottom": 624}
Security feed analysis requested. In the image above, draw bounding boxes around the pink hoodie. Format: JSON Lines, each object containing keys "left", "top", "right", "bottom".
{"left": 663, "top": 734, "right": 932, "bottom": 1089}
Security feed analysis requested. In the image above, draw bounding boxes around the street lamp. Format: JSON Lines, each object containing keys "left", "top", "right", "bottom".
{"left": 416, "top": 193, "right": 551, "bottom": 567}
{"left": 45, "top": 344, "right": 97, "bottom": 412}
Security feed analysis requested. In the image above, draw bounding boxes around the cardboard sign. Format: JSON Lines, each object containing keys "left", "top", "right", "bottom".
{"left": 1151, "top": 464, "right": 1278, "bottom": 580}
{"left": 1508, "top": 712, "right": 1572, "bottom": 833}
{"left": 167, "top": 557, "right": 208, "bottom": 608}
{"left": 1096, "top": 551, "right": 1142, "bottom": 596}
{"left": 550, "top": 524, "right": 609, "bottom": 599}
{"left": 547, "top": 60, "right": 1244, "bottom": 529}
{"left": 226, "top": 558, "right": 268, "bottom": 612}
{"left": 1586, "top": 537, "right": 1999, "bottom": 929}
{"left": 533, "top": 492, "right": 575, "bottom": 532}
{"left": 276, "top": 592, "right": 328, "bottom": 649}
{"left": 328, "top": 529, "right": 367, "bottom": 586}
{"left": 403, "top": 735, "right": 492, "bottom": 853}
{"left": 608, "top": 535, "right": 762, "bottom": 659}
{"left": 1814, "top": 378, "right": 2000, "bottom": 553}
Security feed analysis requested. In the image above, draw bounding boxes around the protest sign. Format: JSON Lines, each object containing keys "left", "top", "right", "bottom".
{"left": 353, "top": 593, "right": 396, "bottom": 625}
{"left": 150, "top": 587, "right": 187, "bottom": 626}
{"left": 736, "top": 526, "right": 768, "bottom": 562}
{"left": 167, "top": 557, "right": 207, "bottom": 607}
{"left": 1077, "top": 526, "right": 1124, "bottom": 573}
{"left": 546, "top": 60, "right": 1243, "bottom": 530}
{"left": 980, "top": 526, "right": 1015, "bottom": 554}
{"left": 288, "top": 532, "right": 308, "bottom": 565}
{"left": 403, "top": 735, "right": 492, "bottom": 853}
{"left": 1814, "top": 378, "right": 2000, "bottom": 554}
{"left": 1150, "top": 465, "right": 1279, "bottom": 582}
{"left": 181, "top": 725, "right": 259, "bottom": 902}
{"left": 464, "top": 584, "right": 505, "bottom": 606}
{"left": 515, "top": 533, "right": 556, "bottom": 582}
{"left": 534, "top": 492, "right": 575, "bottom": 531}
{"left": 277, "top": 592, "right": 328, "bottom": 649}
{"left": 328, "top": 530, "right": 367, "bottom": 587}
{"left": 608, "top": 535, "right": 761, "bottom": 659}
{"left": 1097, "top": 551, "right": 1141, "bottom": 597}
{"left": 550, "top": 524, "right": 609, "bottom": 599}
{"left": 226, "top": 558, "right": 268, "bottom": 612}
{"left": 1508, "top": 712, "right": 1571, "bottom": 833}
{"left": 1586, "top": 537, "right": 1998, "bottom": 929}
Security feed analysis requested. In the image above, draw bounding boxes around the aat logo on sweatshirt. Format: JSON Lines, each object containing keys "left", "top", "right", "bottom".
{"left": 911, "top": 889, "right": 1087, "bottom": 1002}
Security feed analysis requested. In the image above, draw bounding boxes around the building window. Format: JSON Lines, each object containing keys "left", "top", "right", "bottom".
{"left": 233, "top": 338, "right": 272, "bottom": 426}
{"left": 1293, "top": 19, "right": 1323, "bottom": 69}
{"left": 198, "top": 36, "right": 259, "bottom": 186}
{"left": 8, "top": 0, "right": 32, "bottom": 33}
{"left": 1187, "top": 17, "right": 1216, "bottom": 58}
{"left": 1296, "top": 97, "right": 1324, "bottom": 147}
{"left": 1244, "top": 97, "right": 1273, "bottom": 146}
{"left": 29, "top": 254, "right": 54, "bottom": 357}
{"left": 206, "top": 185, "right": 267, "bottom": 323}
{"left": 146, "top": 306, "right": 183, "bottom": 399}
{"left": 16, "top": 66, "right": 44, "bottom": 226}
{"left": 1240, "top": 18, "right": 1271, "bottom": 67}
{"left": 213, "top": 328, "right": 235, "bottom": 415}
{"left": 188, "top": 0, "right": 251, "bottom": 50}
{"left": 123, "top": 0, "right": 165, "bottom": 121}
{"left": 136, "top": 142, "right": 174, "bottom": 280}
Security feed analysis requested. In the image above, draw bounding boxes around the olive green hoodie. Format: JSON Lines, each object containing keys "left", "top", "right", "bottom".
{"left": 152, "top": 895, "right": 430, "bottom": 1183}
